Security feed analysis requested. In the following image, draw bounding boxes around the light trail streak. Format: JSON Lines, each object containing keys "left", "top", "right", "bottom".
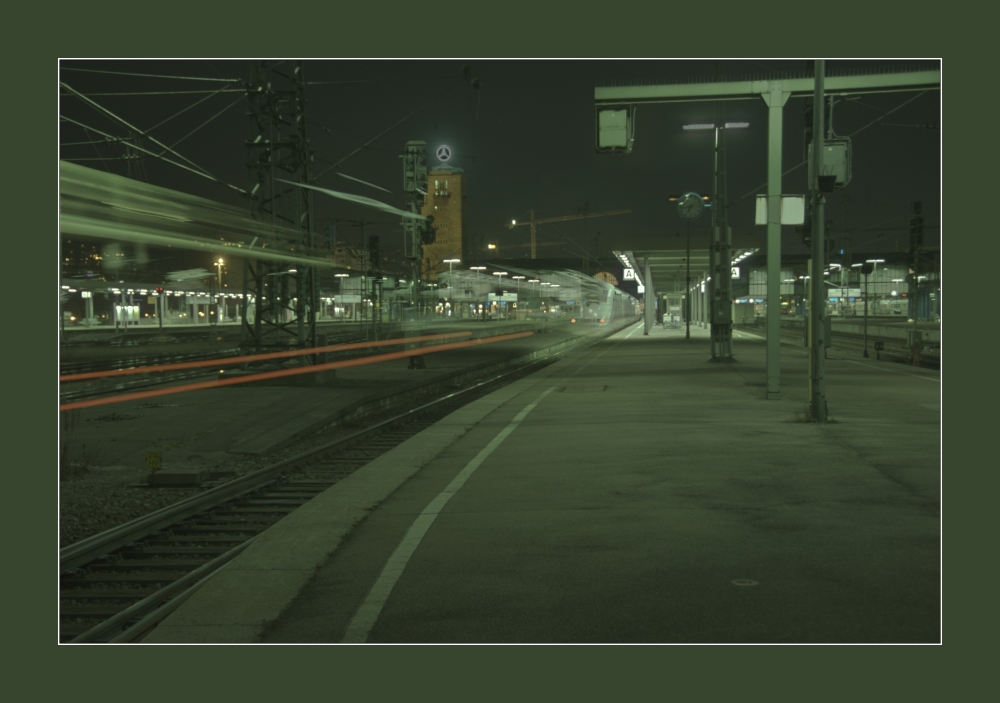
{"left": 60, "top": 332, "right": 534, "bottom": 412}
{"left": 60, "top": 331, "right": 475, "bottom": 382}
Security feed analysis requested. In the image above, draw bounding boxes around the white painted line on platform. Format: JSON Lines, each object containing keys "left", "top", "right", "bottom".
{"left": 341, "top": 386, "right": 558, "bottom": 644}
{"left": 838, "top": 358, "right": 939, "bottom": 382}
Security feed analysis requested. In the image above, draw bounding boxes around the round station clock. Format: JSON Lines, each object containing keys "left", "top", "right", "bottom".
{"left": 677, "top": 192, "right": 705, "bottom": 220}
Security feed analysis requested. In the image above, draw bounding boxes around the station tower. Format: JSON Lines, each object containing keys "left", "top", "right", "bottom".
{"left": 420, "top": 164, "right": 464, "bottom": 281}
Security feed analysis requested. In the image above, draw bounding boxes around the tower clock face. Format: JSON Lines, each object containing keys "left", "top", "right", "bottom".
{"left": 678, "top": 192, "right": 704, "bottom": 220}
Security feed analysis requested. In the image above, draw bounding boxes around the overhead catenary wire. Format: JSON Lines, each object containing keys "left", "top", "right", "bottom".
{"left": 60, "top": 82, "right": 247, "bottom": 196}
{"left": 311, "top": 76, "right": 468, "bottom": 184}
{"left": 60, "top": 115, "right": 246, "bottom": 195}
{"left": 730, "top": 90, "right": 933, "bottom": 208}
{"left": 143, "top": 85, "right": 236, "bottom": 135}
{"left": 305, "top": 75, "right": 460, "bottom": 85}
{"left": 59, "top": 89, "right": 246, "bottom": 96}
{"left": 62, "top": 81, "right": 218, "bottom": 181}
{"left": 60, "top": 66, "right": 242, "bottom": 82}
{"left": 162, "top": 94, "right": 245, "bottom": 152}
{"left": 82, "top": 126, "right": 111, "bottom": 173}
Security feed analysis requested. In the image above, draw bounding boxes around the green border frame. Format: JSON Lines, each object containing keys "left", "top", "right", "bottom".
{"left": 22, "top": 0, "right": 975, "bottom": 693}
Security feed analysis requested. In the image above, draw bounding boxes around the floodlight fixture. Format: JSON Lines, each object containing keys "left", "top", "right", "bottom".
{"left": 683, "top": 123, "right": 715, "bottom": 130}
{"left": 866, "top": 259, "right": 885, "bottom": 263}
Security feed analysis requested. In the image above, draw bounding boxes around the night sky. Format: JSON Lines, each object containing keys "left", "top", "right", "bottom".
{"left": 59, "top": 59, "right": 940, "bottom": 274}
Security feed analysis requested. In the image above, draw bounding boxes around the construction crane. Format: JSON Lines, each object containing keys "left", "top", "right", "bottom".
{"left": 507, "top": 207, "right": 631, "bottom": 259}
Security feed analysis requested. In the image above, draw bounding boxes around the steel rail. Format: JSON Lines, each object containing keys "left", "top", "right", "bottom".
{"left": 60, "top": 317, "right": 639, "bottom": 642}
{"left": 60, "top": 347, "right": 547, "bottom": 573}
{"left": 60, "top": 319, "right": 631, "bottom": 573}
{"left": 68, "top": 541, "right": 252, "bottom": 643}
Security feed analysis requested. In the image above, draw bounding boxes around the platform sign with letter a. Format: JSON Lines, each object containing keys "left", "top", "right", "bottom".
{"left": 623, "top": 268, "right": 636, "bottom": 280}
{"left": 145, "top": 451, "right": 162, "bottom": 470}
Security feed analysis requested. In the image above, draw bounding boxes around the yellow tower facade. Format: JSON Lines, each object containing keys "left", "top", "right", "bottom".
{"left": 420, "top": 165, "right": 464, "bottom": 281}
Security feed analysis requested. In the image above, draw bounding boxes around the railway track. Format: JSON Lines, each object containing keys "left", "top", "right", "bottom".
{"left": 58, "top": 330, "right": 388, "bottom": 405}
{"left": 59, "top": 356, "right": 558, "bottom": 643}
{"left": 736, "top": 324, "right": 940, "bottom": 371}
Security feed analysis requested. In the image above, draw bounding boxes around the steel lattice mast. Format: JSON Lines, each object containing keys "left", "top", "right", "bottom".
{"left": 242, "top": 61, "right": 317, "bottom": 359}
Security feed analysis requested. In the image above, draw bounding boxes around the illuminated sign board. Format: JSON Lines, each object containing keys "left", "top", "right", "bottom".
{"left": 731, "top": 266, "right": 740, "bottom": 279}
{"left": 755, "top": 194, "right": 806, "bottom": 225}
{"left": 623, "top": 268, "right": 636, "bottom": 280}
{"left": 435, "top": 145, "right": 452, "bottom": 162}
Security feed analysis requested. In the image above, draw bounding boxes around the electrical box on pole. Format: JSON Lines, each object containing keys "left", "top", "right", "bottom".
{"left": 595, "top": 107, "right": 634, "bottom": 154}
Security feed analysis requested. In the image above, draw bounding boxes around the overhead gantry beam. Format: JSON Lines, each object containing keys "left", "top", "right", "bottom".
{"left": 595, "top": 70, "right": 941, "bottom": 106}
{"left": 596, "top": 67, "right": 939, "bottom": 399}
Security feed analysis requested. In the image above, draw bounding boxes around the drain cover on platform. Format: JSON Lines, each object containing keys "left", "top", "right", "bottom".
{"left": 558, "top": 385, "right": 608, "bottom": 393}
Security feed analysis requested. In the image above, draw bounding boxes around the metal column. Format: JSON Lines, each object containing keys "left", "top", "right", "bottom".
{"left": 402, "top": 141, "right": 428, "bottom": 309}
{"left": 709, "top": 114, "right": 734, "bottom": 360}
{"left": 243, "top": 60, "right": 316, "bottom": 356}
{"left": 643, "top": 257, "right": 653, "bottom": 335}
{"left": 762, "top": 82, "right": 789, "bottom": 399}
{"left": 808, "top": 62, "right": 828, "bottom": 421}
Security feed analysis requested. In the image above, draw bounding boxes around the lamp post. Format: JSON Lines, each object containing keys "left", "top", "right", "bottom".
{"left": 527, "top": 278, "right": 539, "bottom": 316}
{"left": 684, "top": 120, "right": 748, "bottom": 358}
{"left": 852, "top": 262, "right": 872, "bottom": 356}
{"left": 493, "top": 271, "right": 508, "bottom": 320}
{"left": 335, "top": 273, "right": 349, "bottom": 322}
{"left": 471, "top": 266, "right": 486, "bottom": 320}
{"left": 511, "top": 275, "right": 525, "bottom": 318}
{"left": 214, "top": 258, "right": 224, "bottom": 287}
{"left": 866, "top": 259, "right": 885, "bottom": 318}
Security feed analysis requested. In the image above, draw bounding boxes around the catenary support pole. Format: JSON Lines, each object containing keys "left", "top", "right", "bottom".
{"left": 809, "top": 60, "right": 828, "bottom": 422}
{"left": 686, "top": 222, "right": 691, "bottom": 339}
{"left": 643, "top": 257, "right": 653, "bottom": 335}
{"left": 762, "top": 81, "right": 789, "bottom": 399}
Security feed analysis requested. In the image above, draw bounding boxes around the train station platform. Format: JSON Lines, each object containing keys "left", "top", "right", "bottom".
{"left": 143, "top": 321, "right": 941, "bottom": 644}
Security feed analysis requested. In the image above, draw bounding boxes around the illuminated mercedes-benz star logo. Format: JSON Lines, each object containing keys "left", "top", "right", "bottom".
{"left": 436, "top": 145, "right": 452, "bottom": 162}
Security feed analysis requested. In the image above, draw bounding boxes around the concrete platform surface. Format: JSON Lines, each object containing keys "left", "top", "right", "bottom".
{"left": 143, "top": 322, "right": 940, "bottom": 644}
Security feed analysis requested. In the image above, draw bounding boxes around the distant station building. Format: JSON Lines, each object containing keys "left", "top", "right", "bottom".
{"left": 420, "top": 165, "right": 464, "bottom": 281}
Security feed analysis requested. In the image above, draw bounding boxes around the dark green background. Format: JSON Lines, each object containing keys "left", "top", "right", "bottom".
{"left": 22, "top": 0, "right": 976, "bottom": 693}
